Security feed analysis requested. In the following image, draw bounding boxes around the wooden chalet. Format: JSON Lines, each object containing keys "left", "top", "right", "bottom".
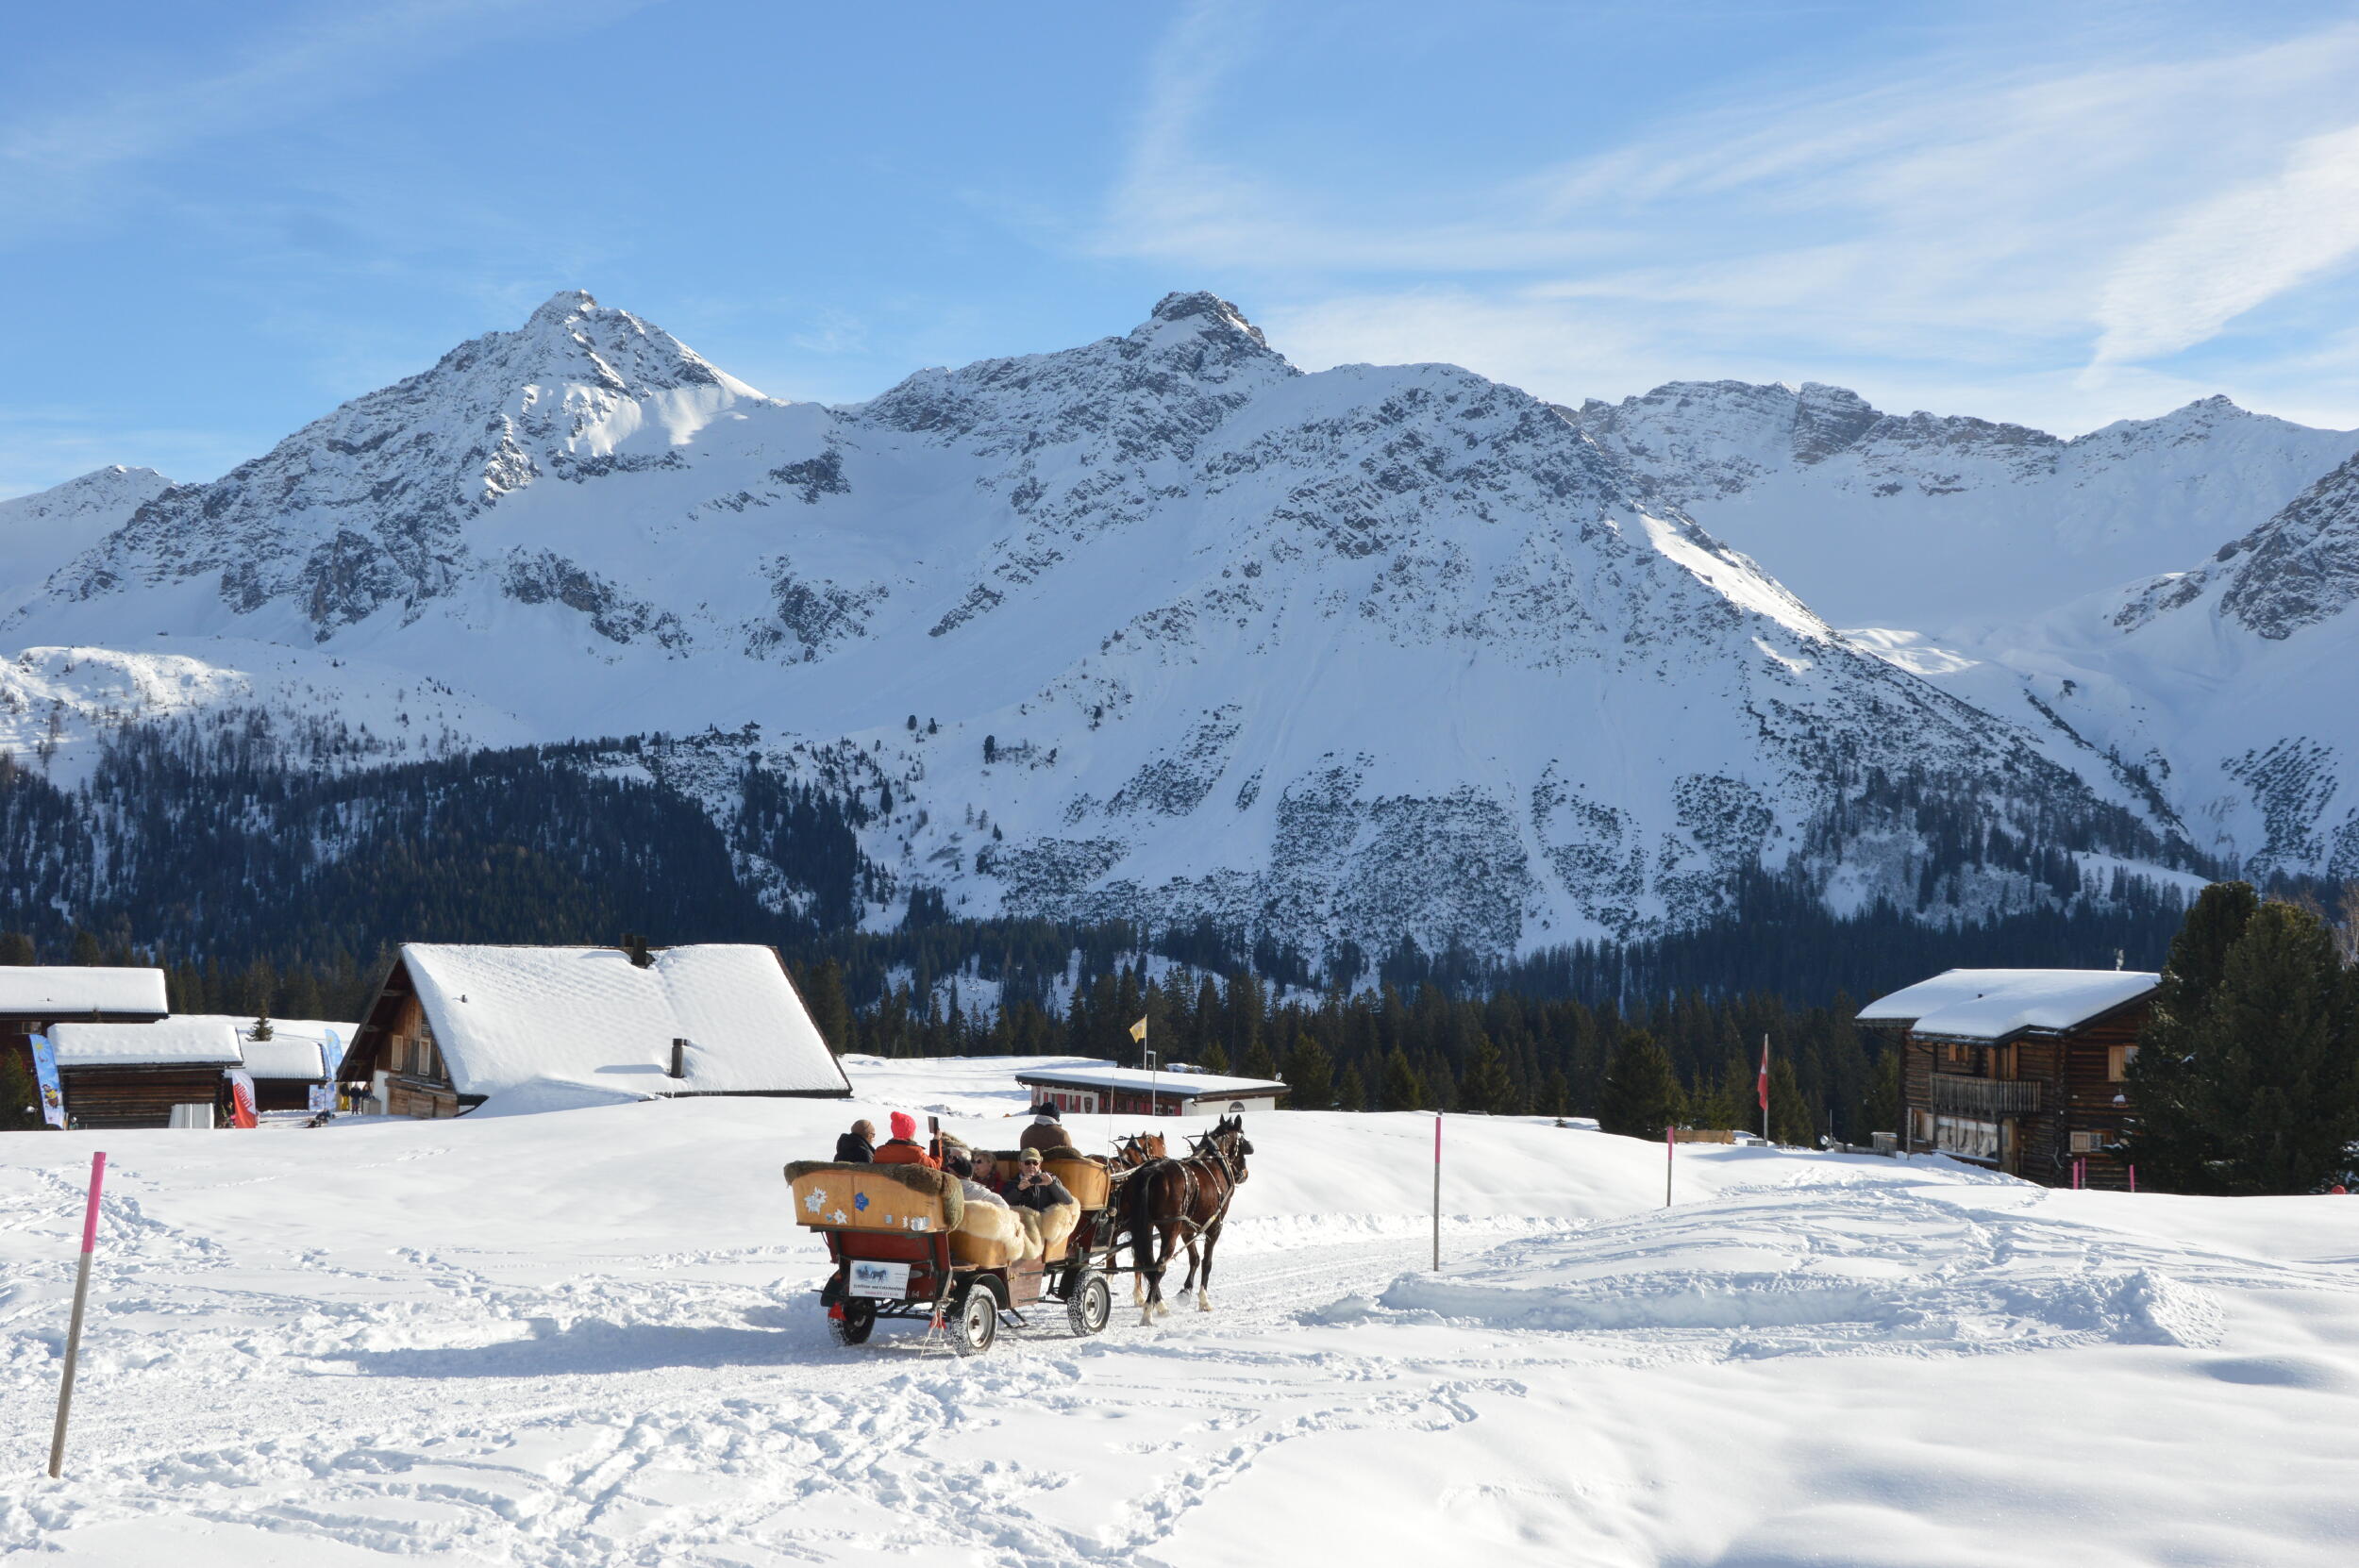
{"left": 1859, "top": 968, "right": 2158, "bottom": 1189}
{"left": 2, "top": 967, "right": 173, "bottom": 1127}
{"left": 47, "top": 1018, "right": 243, "bottom": 1129}
{"left": 1012, "top": 1062, "right": 1287, "bottom": 1117}
{"left": 336, "top": 942, "right": 853, "bottom": 1118}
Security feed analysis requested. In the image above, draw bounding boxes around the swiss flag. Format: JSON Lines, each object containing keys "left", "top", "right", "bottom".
{"left": 1757, "top": 1038, "right": 1770, "bottom": 1112}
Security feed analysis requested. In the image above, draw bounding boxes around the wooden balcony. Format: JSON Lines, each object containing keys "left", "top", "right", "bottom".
{"left": 1931, "top": 1076, "right": 2041, "bottom": 1117}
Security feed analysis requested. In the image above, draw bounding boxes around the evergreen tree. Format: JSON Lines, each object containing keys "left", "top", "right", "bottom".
{"left": 1539, "top": 1067, "right": 1573, "bottom": 1119}
{"left": 2199, "top": 901, "right": 2358, "bottom": 1193}
{"left": 1198, "top": 1039, "right": 1231, "bottom": 1075}
{"left": 1240, "top": 1035, "right": 1280, "bottom": 1083}
{"left": 1766, "top": 1057, "right": 1815, "bottom": 1145}
{"left": 802, "top": 959, "right": 854, "bottom": 1053}
{"left": 1379, "top": 1047, "right": 1427, "bottom": 1110}
{"left": 71, "top": 930, "right": 103, "bottom": 967}
{"left": 1863, "top": 1046, "right": 1902, "bottom": 1141}
{"left": 1460, "top": 1036, "right": 1515, "bottom": 1115}
{"left": 1284, "top": 1034, "right": 1334, "bottom": 1109}
{"left": 1333, "top": 1061, "right": 1366, "bottom": 1112}
{"left": 1, "top": 1049, "right": 41, "bottom": 1130}
{"left": 2127, "top": 882, "right": 2260, "bottom": 1191}
{"left": 251, "top": 1013, "right": 275, "bottom": 1043}
{"left": 1597, "top": 1029, "right": 1683, "bottom": 1138}
{"left": 0, "top": 932, "right": 33, "bottom": 966}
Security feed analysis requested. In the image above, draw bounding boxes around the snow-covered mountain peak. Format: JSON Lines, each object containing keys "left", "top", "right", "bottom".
{"left": 0, "top": 464, "right": 176, "bottom": 614}
{"left": 33, "top": 292, "right": 774, "bottom": 638}
{"left": 848, "top": 291, "right": 1297, "bottom": 459}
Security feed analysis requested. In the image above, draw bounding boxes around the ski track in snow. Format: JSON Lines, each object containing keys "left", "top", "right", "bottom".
{"left": 6, "top": 1079, "right": 2359, "bottom": 1564}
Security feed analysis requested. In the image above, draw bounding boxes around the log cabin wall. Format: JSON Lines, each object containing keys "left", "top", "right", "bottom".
{"left": 59, "top": 1065, "right": 225, "bottom": 1128}
{"left": 1896, "top": 1002, "right": 2150, "bottom": 1189}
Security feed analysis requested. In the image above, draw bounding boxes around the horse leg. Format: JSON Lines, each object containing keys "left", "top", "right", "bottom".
{"left": 1196, "top": 1218, "right": 1222, "bottom": 1311}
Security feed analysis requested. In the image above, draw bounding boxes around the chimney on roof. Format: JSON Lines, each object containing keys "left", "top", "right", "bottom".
{"left": 670, "top": 1038, "right": 688, "bottom": 1078}
{"left": 623, "top": 932, "right": 652, "bottom": 969}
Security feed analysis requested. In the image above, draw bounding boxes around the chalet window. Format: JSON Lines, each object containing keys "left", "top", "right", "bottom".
{"left": 2069, "top": 1130, "right": 2104, "bottom": 1154}
{"left": 2107, "top": 1045, "right": 2138, "bottom": 1082}
{"left": 1933, "top": 1115, "right": 1999, "bottom": 1161}
{"left": 1910, "top": 1109, "right": 1934, "bottom": 1145}
{"left": 1944, "top": 1042, "right": 1972, "bottom": 1066}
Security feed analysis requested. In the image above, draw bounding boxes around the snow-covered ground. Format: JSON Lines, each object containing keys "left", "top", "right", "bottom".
{"left": 5, "top": 1056, "right": 2356, "bottom": 1565}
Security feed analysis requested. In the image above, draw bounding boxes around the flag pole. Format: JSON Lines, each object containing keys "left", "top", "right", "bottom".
{"left": 49, "top": 1150, "right": 106, "bottom": 1478}
{"left": 1759, "top": 1033, "right": 1770, "bottom": 1144}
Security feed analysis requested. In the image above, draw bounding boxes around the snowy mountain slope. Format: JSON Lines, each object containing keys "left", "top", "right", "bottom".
{"left": 2, "top": 294, "right": 2200, "bottom": 954}
{"left": 1885, "top": 449, "right": 2359, "bottom": 881}
{"left": 0, "top": 465, "right": 171, "bottom": 617}
{"left": 1571, "top": 381, "right": 2358, "bottom": 633}
{"left": 7, "top": 1060, "right": 2358, "bottom": 1566}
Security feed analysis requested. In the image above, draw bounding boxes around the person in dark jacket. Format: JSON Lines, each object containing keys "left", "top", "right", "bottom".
{"left": 833, "top": 1120, "right": 876, "bottom": 1163}
{"left": 1006, "top": 1150, "right": 1075, "bottom": 1210}
{"left": 1018, "top": 1103, "right": 1069, "bottom": 1153}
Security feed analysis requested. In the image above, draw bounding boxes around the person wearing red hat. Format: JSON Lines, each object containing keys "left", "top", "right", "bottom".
{"left": 871, "top": 1110, "right": 940, "bottom": 1170}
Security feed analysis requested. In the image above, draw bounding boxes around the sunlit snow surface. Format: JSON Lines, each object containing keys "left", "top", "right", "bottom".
{"left": 5, "top": 1056, "right": 2356, "bottom": 1565}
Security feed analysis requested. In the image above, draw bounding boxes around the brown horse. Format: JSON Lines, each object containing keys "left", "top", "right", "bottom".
{"left": 1121, "top": 1116, "right": 1253, "bottom": 1323}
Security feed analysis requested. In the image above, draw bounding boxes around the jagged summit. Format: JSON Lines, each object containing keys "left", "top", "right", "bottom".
{"left": 1146, "top": 289, "right": 1268, "bottom": 346}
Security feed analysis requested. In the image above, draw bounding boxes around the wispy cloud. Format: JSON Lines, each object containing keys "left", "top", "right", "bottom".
{"left": 0, "top": 0, "right": 649, "bottom": 245}
{"left": 1099, "top": 6, "right": 2359, "bottom": 430}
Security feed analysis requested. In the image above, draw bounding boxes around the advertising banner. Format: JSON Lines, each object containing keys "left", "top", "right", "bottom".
{"left": 28, "top": 1033, "right": 66, "bottom": 1129}
{"left": 225, "top": 1069, "right": 259, "bottom": 1128}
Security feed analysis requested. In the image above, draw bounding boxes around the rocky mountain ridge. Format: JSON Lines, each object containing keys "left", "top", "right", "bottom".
{"left": 0, "top": 293, "right": 2231, "bottom": 957}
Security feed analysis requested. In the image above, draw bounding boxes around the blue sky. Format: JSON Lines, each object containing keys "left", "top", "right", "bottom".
{"left": 8, "top": 0, "right": 2359, "bottom": 496}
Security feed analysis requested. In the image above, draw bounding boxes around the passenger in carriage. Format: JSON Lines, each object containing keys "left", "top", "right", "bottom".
{"left": 1019, "top": 1102, "right": 1070, "bottom": 1154}
{"left": 871, "top": 1110, "right": 940, "bottom": 1170}
{"left": 1006, "top": 1150, "right": 1075, "bottom": 1211}
{"left": 833, "top": 1119, "right": 876, "bottom": 1163}
{"left": 941, "top": 1139, "right": 1009, "bottom": 1209}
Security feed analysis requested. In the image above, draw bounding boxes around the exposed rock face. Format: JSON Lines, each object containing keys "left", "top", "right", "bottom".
{"left": 3, "top": 293, "right": 2215, "bottom": 955}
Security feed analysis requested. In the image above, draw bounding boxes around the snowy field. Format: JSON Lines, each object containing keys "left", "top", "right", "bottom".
{"left": 5, "top": 1057, "right": 2358, "bottom": 1566}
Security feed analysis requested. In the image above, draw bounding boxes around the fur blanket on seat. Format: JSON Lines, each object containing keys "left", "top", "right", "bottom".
{"left": 1017, "top": 1200, "right": 1082, "bottom": 1261}
{"left": 956, "top": 1199, "right": 1028, "bottom": 1258}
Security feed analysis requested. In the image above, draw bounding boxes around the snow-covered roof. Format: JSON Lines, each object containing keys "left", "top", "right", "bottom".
{"left": 394, "top": 944, "right": 849, "bottom": 1100}
{"left": 0, "top": 966, "right": 169, "bottom": 1018}
{"left": 171, "top": 1015, "right": 347, "bottom": 1077}
{"left": 1014, "top": 1061, "right": 1287, "bottom": 1098}
{"left": 48, "top": 1017, "right": 243, "bottom": 1068}
{"left": 1858, "top": 969, "right": 2160, "bottom": 1041}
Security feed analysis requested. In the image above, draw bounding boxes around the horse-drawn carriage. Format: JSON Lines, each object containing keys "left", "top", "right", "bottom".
{"left": 787, "top": 1117, "right": 1252, "bottom": 1353}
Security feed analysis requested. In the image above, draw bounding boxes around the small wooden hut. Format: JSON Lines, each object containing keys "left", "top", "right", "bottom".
{"left": 1858, "top": 968, "right": 2158, "bottom": 1188}
{"left": 47, "top": 1018, "right": 243, "bottom": 1129}
{"left": 2, "top": 968, "right": 172, "bottom": 1126}
{"left": 335, "top": 942, "right": 852, "bottom": 1118}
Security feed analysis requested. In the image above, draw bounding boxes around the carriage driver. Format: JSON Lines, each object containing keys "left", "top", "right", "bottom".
{"left": 1007, "top": 1150, "right": 1075, "bottom": 1211}
{"left": 1018, "top": 1102, "right": 1068, "bottom": 1153}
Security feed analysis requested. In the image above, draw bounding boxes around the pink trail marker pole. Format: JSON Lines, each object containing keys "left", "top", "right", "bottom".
{"left": 2129, "top": 1164, "right": 2137, "bottom": 1194}
{"left": 1430, "top": 1114, "right": 1442, "bottom": 1272}
{"left": 49, "top": 1150, "right": 106, "bottom": 1478}
{"left": 1665, "top": 1124, "right": 1675, "bottom": 1208}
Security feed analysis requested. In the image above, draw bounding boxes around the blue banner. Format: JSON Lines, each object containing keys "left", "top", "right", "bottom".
{"left": 28, "top": 1032, "right": 66, "bottom": 1129}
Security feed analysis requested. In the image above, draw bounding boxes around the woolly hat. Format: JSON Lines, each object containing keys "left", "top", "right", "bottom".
{"left": 1032, "top": 1103, "right": 1062, "bottom": 1122}
{"left": 889, "top": 1110, "right": 918, "bottom": 1142}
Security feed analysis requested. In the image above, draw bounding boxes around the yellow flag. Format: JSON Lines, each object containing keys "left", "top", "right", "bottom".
{"left": 1128, "top": 1016, "right": 1148, "bottom": 1043}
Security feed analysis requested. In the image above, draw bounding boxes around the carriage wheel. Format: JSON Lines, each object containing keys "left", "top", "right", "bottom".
{"left": 952, "top": 1282, "right": 998, "bottom": 1356}
{"left": 830, "top": 1300, "right": 876, "bottom": 1346}
{"left": 1066, "top": 1271, "right": 1112, "bottom": 1337}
